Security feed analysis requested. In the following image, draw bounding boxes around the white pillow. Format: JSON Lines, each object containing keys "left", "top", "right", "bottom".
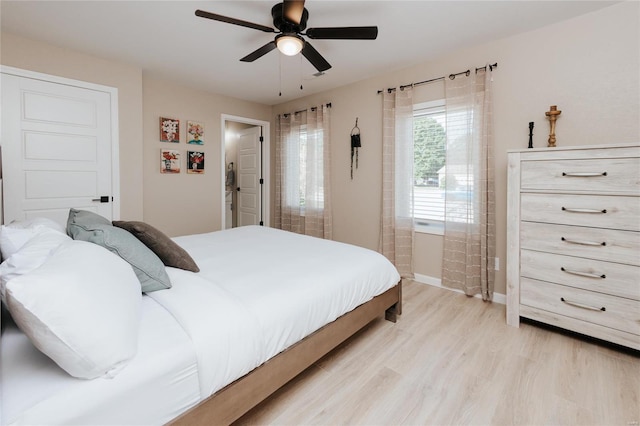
{"left": 7, "top": 217, "right": 66, "bottom": 234}
{"left": 0, "top": 228, "right": 71, "bottom": 303}
{"left": 5, "top": 240, "right": 141, "bottom": 379}
{"left": 0, "top": 226, "right": 37, "bottom": 260}
{"left": 0, "top": 218, "right": 66, "bottom": 260}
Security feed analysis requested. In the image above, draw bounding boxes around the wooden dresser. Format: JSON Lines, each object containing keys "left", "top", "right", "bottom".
{"left": 507, "top": 144, "right": 640, "bottom": 350}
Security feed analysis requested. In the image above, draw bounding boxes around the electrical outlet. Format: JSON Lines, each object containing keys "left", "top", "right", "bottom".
{"left": 495, "top": 257, "right": 500, "bottom": 271}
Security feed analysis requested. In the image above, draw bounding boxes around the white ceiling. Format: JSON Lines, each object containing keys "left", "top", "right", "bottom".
{"left": 1, "top": 1, "right": 617, "bottom": 105}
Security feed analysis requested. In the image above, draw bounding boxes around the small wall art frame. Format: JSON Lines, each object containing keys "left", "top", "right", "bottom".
{"left": 160, "top": 117, "right": 180, "bottom": 143}
{"left": 187, "top": 121, "right": 204, "bottom": 145}
{"left": 187, "top": 151, "right": 205, "bottom": 174}
{"left": 161, "top": 149, "right": 180, "bottom": 174}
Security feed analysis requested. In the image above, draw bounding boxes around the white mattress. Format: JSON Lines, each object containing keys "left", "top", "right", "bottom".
{"left": 2, "top": 226, "right": 400, "bottom": 425}
{"left": 1, "top": 297, "right": 201, "bottom": 425}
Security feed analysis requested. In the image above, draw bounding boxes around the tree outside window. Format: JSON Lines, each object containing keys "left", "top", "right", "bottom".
{"left": 413, "top": 101, "right": 446, "bottom": 229}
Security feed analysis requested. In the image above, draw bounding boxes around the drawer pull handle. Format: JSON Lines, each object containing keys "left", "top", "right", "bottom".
{"left": 561, "top": 207, "right": 607, "bottom": 214}
{"left": 560, "top": 267, "right": 606, "bottom": 279}
{"left": 562, "top": 172, "right": 607, "bottom": 177}
{"left": 561, "top": 237, "right": 606, "bottom": 246}
{"left": 560, "top": 297, "right": 606, "bottom": 312}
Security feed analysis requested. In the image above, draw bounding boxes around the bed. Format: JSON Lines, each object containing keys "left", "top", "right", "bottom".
{"left": 1, "top": 219, "right": 401, "bottom": 425}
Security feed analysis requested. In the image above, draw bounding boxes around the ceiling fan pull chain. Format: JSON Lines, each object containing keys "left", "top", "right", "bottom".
{"left": 279, "top": 53, "right": 283, "bottom": 96}
{"left": 300, "top": 54, "right": 304, "bottom": 91}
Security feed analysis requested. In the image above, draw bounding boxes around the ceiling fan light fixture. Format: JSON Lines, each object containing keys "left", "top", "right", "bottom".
{"left": 276, "top": 34, "right": 304, "bottom": 56}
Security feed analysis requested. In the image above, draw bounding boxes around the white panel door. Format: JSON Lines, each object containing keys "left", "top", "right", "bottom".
{"left": 1, "top": 72, "right": 114, "bottom": 226}
{"left": 237, "top": 126, "right": 261, "bottom": 227}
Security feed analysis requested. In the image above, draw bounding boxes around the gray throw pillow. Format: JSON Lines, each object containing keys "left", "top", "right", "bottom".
{"left": 68, "top": 219, "right": 171, "bottom": 293}
{"left": 66, "top": 208, "right": 111, "bottom": 237}
{"left": 112, "top": 221, "right": 200, "bottom": 273}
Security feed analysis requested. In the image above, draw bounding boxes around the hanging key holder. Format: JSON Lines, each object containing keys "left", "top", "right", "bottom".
{"left": 350, "top": 118, "right": 361, "bottom": 180}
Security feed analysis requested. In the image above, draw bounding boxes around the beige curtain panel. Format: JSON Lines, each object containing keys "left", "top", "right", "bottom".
{"left": 380, "top": 88, "right": 414, "bottom": 279}
{"left": 441, "top": 66, "right": 496, "bottom": 301}
{"left": 275, "top": 105, "right": 332, "bottom": 239}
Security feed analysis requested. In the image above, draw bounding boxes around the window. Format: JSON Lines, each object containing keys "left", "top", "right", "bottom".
{"left": 299, "top": 128, "right": 307, "bottom": 209}
{"left": 413, "top": 100, "right": 446, "bottom": 234}
{"left": 287, "top": 125, "right": 307, "bottom": 211}
{"left": 275, "top": 106, "right": 332, "bottom": 238}
{"left": 283, "top": 125, "right": 325, "bottom": 215}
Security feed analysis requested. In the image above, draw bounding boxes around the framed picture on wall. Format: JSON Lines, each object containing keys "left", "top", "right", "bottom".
{"left": 161, "top": 149, "right": 180, "bottom": 173}
{"left": 187, "top": 151, "right": 205, "bottom": 174}
{"left": 160, "top": 117, "right": 180, "bottom": 143}
{"left": 187, "top": 120, "right": 204, "bottom": 145}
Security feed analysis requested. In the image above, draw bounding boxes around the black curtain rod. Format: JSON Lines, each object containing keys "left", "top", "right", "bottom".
{"left": 281, "top": 103, "right": 332, "bottom": 118}
{"left": 377, "top": 63, "right": 497, "bottom": 94}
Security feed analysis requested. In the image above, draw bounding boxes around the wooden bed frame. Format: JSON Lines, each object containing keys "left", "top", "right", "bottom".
{"left": 169, "top": 281, "right": 402, "bottom": 425}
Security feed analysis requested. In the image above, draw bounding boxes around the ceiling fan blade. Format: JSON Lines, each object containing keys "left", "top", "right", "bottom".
{"left": 240, "top": 41, "right": 277, "bottom": 62}
{"left": 283, "top": 0, "right": 305, "bottom": 25}
{"left": 306, "top": 26, "right": 378, "bottom": 40}
{"left": 301, "top": 41, "right": 331, "bottom": 72}
{"left": 195, "top": 9, "right": 275, "bottom": 33}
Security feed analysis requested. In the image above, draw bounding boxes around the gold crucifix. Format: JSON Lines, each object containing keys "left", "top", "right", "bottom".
{"left": 545, "top": 105, "right": 562, "bottom": 147}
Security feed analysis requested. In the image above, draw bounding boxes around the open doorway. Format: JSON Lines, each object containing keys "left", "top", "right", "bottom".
{"left": 221, "top": 114, "right": 270, "bottom": 230}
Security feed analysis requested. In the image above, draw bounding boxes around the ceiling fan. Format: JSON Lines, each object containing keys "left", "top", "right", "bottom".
{"left": 195, "top": 0, "right": 378, "bottom": 73}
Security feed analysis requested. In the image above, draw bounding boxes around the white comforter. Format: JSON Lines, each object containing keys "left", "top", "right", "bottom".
{"left": 2, "top": 226, "right": 400, "bottom": 424}
{"left": 151, "top": 225, "right": 401, "bottom": 398}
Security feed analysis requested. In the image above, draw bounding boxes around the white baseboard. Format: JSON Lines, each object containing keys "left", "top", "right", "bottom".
{"left": 413, "top": 273, "right": 506, "bottom": 305}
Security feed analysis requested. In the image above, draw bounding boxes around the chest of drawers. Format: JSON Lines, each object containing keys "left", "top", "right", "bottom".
{"left": 506, "top": 144, "right": 640, "bottom": 350}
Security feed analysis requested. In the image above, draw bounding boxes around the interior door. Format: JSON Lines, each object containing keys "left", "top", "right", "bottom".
{"left": 1, "top": 72, "right": 114, "bottom": 226}
{"left": 237, "top": 126, "right": 261, "bottom": 227}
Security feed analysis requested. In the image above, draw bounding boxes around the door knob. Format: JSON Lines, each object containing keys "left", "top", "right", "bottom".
{"left": 236, "top": 187, "right": 241, "bottom": 192}
{"left": 92, "top": 196, "right": 110, "bottom": 203}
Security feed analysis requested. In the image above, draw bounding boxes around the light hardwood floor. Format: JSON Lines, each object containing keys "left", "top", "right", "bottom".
{"left": 235, "top": 280, "right": 639, "bottom": 425}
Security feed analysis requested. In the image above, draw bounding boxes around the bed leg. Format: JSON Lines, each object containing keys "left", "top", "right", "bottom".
{"left": 384, "top": 280, "right": 403, "bottom": 323}
{"left": 385, "top": 305, "right": 399, "bottom": 323}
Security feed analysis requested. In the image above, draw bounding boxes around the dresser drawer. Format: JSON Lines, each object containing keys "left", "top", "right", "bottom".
{"left": 521, "top": 193, "right": 640, "bottom": 231}
{"left": 520, "top": 250, "right": 640, "bottom": 300}
{"left": 521, "top": 157, "right": 640, "bottom": 194}
{"left": 521, "top": 278, "right": 640, "bottom": 336}
{"left": 520, "top": 222, "right": 640, "bottom": 266}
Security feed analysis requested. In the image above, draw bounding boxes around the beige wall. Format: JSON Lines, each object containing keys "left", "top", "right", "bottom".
{"left": 142, "top": 76, "right": 271, "bottom": 237}
{"left": 0, "top": 33, "right": 272, "bottom": 236}
{"left": 272, "top": 2, "right": 640, "bottom": 295}
{"left": 0, "top": 32, "right": 145, "bottom": 221}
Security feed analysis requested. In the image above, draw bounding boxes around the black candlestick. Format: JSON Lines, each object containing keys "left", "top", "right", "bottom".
{"left": 528, "top": 122, "right": 534, "bottom": 149}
